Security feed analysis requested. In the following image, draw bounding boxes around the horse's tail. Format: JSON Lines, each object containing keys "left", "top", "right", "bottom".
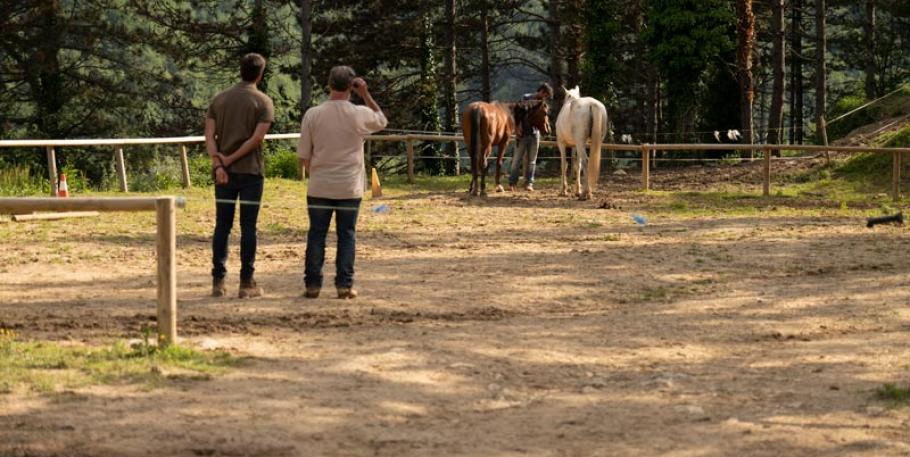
{"left": 588, "top": 103, "right": 605, "bottom": 193}
{"left": 470, "top": 106, "right": 481, "bottom": 168}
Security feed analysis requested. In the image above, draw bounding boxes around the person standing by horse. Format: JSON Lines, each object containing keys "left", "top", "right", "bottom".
{"left": 509, "top": 83, "right": 553, "bottom": 192}
{"left": 206, "top": 53, "right": 274, "bottom": 299}
{"left": 298, "top": 66, "right": 387, "bottom": 299}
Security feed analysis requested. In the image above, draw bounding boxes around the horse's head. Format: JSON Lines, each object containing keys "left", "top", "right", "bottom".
{"left": 513, "top": 100, "right": 551, "bottom": 136}
{"left": 565, "top": 86, "right": 581, "bottom": 101}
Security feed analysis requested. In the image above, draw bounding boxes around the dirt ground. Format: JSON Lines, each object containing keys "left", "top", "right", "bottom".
{"left": 1, "top": 169, "right": 909, "bottom": 457}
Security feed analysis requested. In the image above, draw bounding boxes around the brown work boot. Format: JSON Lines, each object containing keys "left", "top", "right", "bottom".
{"left": 303, "top": 287, "right": 321, "bottom": 299}
{"left": 238, "top": 279, "right": 263, "bottom": 299}
{"left": 337, "top": 288, "right": 358, "bottom": 299}
{"left": 212, "top": 278, "right": 226, "bottom": 297}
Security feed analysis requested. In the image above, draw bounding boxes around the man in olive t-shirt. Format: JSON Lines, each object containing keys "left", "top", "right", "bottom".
{"left": 205, "top": 53, "right": 274, "bottom": 299}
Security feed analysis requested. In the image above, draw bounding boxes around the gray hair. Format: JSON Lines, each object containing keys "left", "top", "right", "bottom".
{"left": 328, "top": 66, "right": 356, "bottom": 91}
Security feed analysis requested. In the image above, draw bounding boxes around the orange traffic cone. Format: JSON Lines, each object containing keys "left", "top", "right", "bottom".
{"left": 371, "top": 167, "right": 382, "bottom": 198}
{"left": 57, "top": 174, "right": 69, "bottom": 198}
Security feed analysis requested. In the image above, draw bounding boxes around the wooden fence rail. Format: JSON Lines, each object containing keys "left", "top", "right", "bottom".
{"left": 0, "top": 197, "right": 186, "bottom": 346}
{"left": 3, "top": 134, "right": 910, "bottom": 199}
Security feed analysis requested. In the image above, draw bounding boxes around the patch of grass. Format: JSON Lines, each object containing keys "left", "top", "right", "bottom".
{"left": 875, "top": 384, "right": 910, "bottom": 406}
{"left": 0, "top": 166, "right": 49, "bottom": 196}
{"left": 0, "top": 327, "right": 236, "bottom": 394}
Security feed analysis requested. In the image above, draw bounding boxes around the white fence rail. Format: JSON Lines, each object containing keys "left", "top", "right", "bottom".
{"left": 2, "top": 134, "right": 910, "bottom": 199}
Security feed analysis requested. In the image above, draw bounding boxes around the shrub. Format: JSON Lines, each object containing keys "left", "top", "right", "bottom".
{"left": 129, "top": 155, "right": 183, "bottom": 192}
{"left": 265, "top": 146, "right": 299, "bottom": 180}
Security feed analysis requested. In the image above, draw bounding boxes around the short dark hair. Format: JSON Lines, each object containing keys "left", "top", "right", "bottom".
{"left": 328, "top": 66, "right": 357, "bottom": 91}
{"left": 240, "top": 53, "right": 267, "bottom": 82}
{"left": 537, "top": 83, "right": 553, "bottom": 96}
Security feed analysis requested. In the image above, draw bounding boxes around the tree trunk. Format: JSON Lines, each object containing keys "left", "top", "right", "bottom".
{"left": 34, "top": 0, "right": 64, "bottom": 139}
{"left": 480, "top": 5, "right": 491, "bottom": 102}
{"left": 564, "top": 1, "right": 582, "bottom": 88}
{"left": 864, "top": 0, "right": 878, "bottom": 99}
{"left": 418, "top": 9, "right": 442, "bottom": 174}
{"left": 443, "top": 0, "right": 458, "bottom": 174}
{"left": 790, "top": 0, "right": 804, "bottom": 144}
{"left": 299, "top": 0, "right": 312, "bottom": 115}
{"left": 816, "top": 0, "right": 829, "bottom": 161}
{"left": 247, "top": 0, "right": 270, "bottom": 91}
{"left": 769, "top": 0, "right": 786, "bottom": 146}
{"left": 736, "top": 0, "right": 756, "bottom": 157}
{"left": 548, "top": 0, "right": 563, "bottom": 108}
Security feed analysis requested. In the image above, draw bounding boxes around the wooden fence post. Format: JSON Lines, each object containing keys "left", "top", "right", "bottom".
{"left": 155, "top": 197, "right": 177, "bottom": 346}
{"left": 641, "top": 144, "right": 650, "bottom": 191}
{"left": 406, "top": 138, "right": 415, "bottom": 183}
{"left": 364, "top": 140, "right": 372, "bottom": 191}
{"left": 115, "top": 147, "right": 128, "bottom": 192}
{"left": 46, "top": 147, "right": 58, "bottom": 196}
{"left": 454, "top": 140, "right": 460, "bottom": 176}
{"left": 763, "top": 147, "right": 772, "bottom": 197}
{"left": 893, "top": 150, "right": 902, "bottom": 201}
{"left": 179, "top": 144, "right": 191, "bottom": 188}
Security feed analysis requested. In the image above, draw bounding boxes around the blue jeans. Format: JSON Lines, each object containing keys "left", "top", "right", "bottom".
{"left": 212, "top": 173, "right": 264, "bottom": 281}
{"left": 509, "top": 135, "right": 540, "bottom": 185}
{"left": 305, "top": 197, "right": 362, "bottom": 289}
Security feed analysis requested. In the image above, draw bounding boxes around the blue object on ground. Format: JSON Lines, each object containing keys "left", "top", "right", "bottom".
{"left": 372, "top": 204, "right": 391, "bottom": 214}
{"left": 632, "top": 214, "right": 647, "bottom": 226}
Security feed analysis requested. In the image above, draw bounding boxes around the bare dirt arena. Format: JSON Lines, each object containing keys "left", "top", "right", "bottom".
{"left": 2, "top": 171, "right": 909, "bottom": 456}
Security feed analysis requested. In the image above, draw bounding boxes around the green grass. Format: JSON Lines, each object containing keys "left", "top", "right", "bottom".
{"left": 875, "top": 384, "right": 910, "bottom": 406}
{"left": 0, "top": 328, "right": 236, "bottom": 394}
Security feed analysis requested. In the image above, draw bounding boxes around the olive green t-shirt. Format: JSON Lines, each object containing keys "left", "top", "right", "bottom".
{"left": 206, "top": 82, "right": 274, "bottom": 176}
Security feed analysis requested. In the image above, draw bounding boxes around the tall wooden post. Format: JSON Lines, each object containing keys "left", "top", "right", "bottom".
{"left": 454, "top": 140, "right": 460, "bottom": 176}
{"left": 115, "top": 147, "right": 128, "bottom": 192}
{"left": 763, "top": 147, "right": 772, "bottom": 197}
{"left": 46, "top": 147, "right": 58, "bottom": 196}
{"left": 364, "top": 140, "right": 372, "bottom": 191}
{"left": 179, "top": 145, "right": 191, "bottom": 188}
{"left": 893, "top": 151, "right": 902, "bottom": 201}
{"left": 155, "top": 197, "right": 177, "bottom": 346}
{"left": 641, "top": 144, "right": 651, "bottom": 191}
{"left": 406, "top": 138, "right": 415, "bottom": 183}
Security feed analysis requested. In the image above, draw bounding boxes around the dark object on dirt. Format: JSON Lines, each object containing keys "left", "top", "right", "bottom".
{"left": 597, "top": 200, "right": 619, "bottom": 210}
{"left": 866, "top": 212, "right": 903, "bottom": 228}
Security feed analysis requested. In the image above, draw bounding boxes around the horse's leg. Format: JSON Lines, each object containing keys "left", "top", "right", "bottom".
{"left": 494, "top": 140, "right": 508, "bottom": 192}
{"left": 577, "top": 138, "right": 590, "bottom": 200}
{"left": 468, "top": 149, "right": 477, "bottom": 196}
{"left": 480, "top": 145, "right": 492, "bottom": 197}
{"left": 558, "top": 142, "right": 569, "bottom": 196}
{"left": 572, "top": 145, "right": 582, "bottom": 197}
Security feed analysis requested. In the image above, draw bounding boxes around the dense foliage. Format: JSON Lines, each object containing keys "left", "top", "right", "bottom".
{"left": 2, "top": 0, "right": 909, "bottom": 187}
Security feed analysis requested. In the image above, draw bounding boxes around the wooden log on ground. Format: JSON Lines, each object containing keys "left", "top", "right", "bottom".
{"left": 12, "top": 211, "right": 100, "bottom": 222}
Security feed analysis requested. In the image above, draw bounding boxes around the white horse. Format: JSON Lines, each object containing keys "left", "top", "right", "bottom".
{"left": 555, "top": 86, "right": 608, "bottom": 200}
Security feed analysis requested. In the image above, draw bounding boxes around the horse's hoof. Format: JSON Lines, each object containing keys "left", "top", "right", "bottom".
{"left": 495, "top": 185, "right": 504, "bottom": 193}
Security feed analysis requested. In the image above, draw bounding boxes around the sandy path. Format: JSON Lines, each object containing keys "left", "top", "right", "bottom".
{"left": 1, "top": 187, "right": 908, "bottom": 456}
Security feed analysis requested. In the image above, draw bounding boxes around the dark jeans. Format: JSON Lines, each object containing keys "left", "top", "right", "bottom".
{"left": 212, "top": 173, "right": 264, "bottom": 281}
{"left": 305, "top": 196, "right": 361, "bottom": 289}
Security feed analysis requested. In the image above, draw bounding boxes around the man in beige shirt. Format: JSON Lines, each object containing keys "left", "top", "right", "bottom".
{"left": 298, "top": 66, "right": 387, "bottom": 299}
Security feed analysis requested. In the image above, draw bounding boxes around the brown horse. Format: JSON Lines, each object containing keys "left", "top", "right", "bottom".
{"left": 462, "top": 100, "right": 549, "bottom": 196}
